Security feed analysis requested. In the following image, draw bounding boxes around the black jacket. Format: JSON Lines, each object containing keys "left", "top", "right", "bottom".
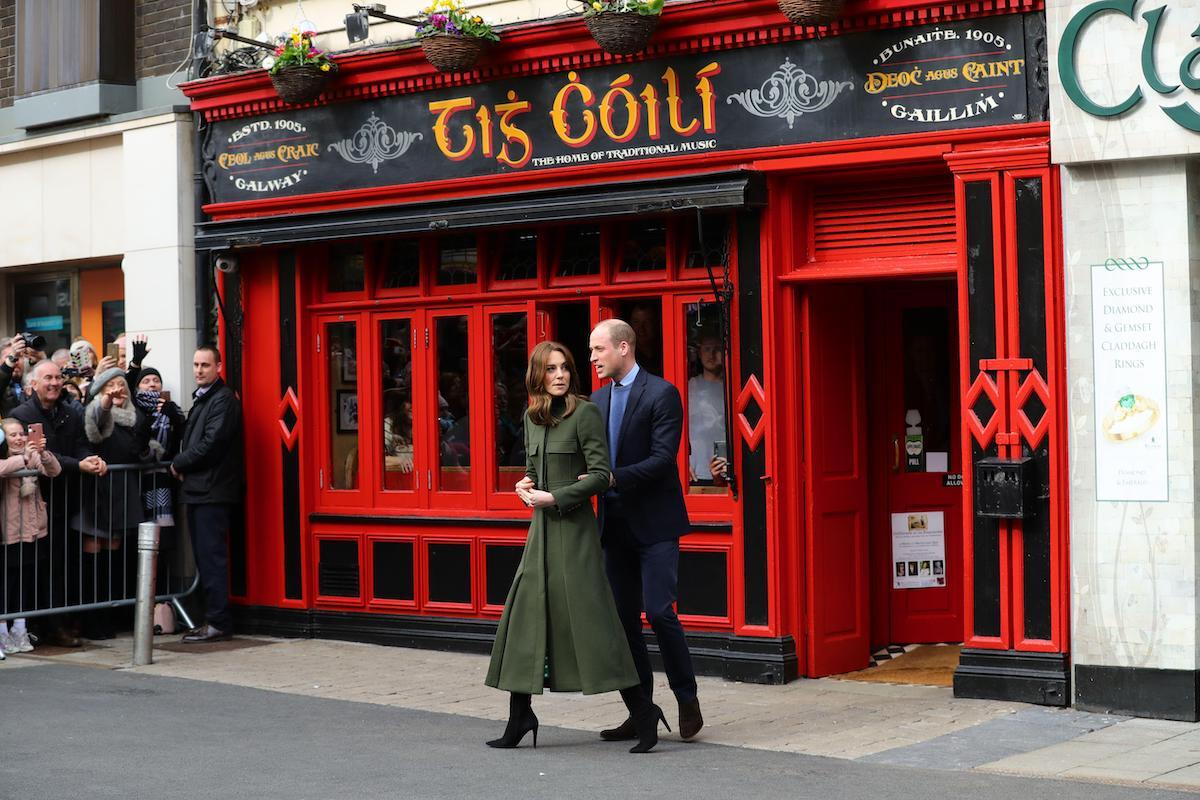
{"left": 172, "top": 378, "right": 244, "bottom": 505}
{"left": 11, "top": 393, "right": 89, "bottom": 472}
{"left": 592, "top": 368, "right": 690, "bottom": 545}
{"left": 0, "top": 362, "right": 28, "bottom": 417}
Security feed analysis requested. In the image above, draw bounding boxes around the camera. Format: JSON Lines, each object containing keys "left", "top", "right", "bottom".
{"left": 16, "top": 332, "right": 46, "bottom": 351}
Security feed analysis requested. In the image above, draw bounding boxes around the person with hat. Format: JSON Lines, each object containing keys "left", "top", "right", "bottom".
{"left": 132, "top": 366, "right": 185, "bottom": 527}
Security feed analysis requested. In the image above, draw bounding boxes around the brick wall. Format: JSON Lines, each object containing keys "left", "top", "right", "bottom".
{"left": 136, "top": 0, "right": 192, "bottom": 80}
{"left": 0, "top": 0, "right": 14, "bottom": 109}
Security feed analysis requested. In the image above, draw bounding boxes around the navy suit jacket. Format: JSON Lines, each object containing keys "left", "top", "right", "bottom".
{"left": 592, "top": 368, "right": 690, "bottom": 545}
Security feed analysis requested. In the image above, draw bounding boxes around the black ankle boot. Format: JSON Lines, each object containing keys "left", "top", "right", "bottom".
{"left": 487, "top": 692, "right": 538, "bottom": 749}
{"left": 620, "top": 686, "right": 670, "bottom": 754}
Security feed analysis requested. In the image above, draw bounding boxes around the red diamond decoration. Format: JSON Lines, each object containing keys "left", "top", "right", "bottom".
{"left": 736, "top": 375, "right": 768, "bottom": 452}
{"left": 277, "top": 387, "right": 301, "bottom": 451}
{"left": 1015, "top": 369, "right": 1051, "bottom": 450}
{"left": 965, "top": 371, "right": 1001, "bottom": 447}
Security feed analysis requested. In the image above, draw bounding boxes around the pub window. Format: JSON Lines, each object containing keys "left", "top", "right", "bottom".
{"left": 327, "top": 244, "right": 366, "bottom": 293}
{"left": 619, "top": 220, "right": 668, "bottom": 274}
{"left": 552, "top": 302, "right": 594, "bottom": 395}
{"left": 437, "top": 235, "right": 479, "bottom": 286}
{"left": 491, "top": 312, "right": 528, "bottom": 492}
{"left": 616, "top": 297, "right": 664, "bottom": 377}
{"left": 380, "top": 318, "right": 416, "bottom": 493}
{"left": 435, "top": 315, "right": 472, "bottom": 491}
{"left": 326, "top": 321, "right": 359, "bottom": 490}
{"left": 684, "top": 301, "right": 730, "bottom": 494}
{"left": 553, "top": 225, "right": 602, "bottom": 279}
{"left": 380, "top": 239, "right": 421, "bottom": 290}
{"left": 683, "top": 212, "right": 733, "bottom": 272}
{"left": 495, "top": 230, "right": 539, "bottom": 283}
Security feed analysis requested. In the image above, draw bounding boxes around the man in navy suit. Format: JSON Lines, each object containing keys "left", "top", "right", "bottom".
{"left": 587, "top": 318, "right": 702, "bottom": 741}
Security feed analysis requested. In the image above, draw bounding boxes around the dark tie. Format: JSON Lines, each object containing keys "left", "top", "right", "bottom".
{"left": 608, "top": 382, "right": 629, "bottom": 468}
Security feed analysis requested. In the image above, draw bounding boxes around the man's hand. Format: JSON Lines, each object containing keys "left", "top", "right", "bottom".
{"left": 80, "top": 456, "right": 107, "bottom": 476}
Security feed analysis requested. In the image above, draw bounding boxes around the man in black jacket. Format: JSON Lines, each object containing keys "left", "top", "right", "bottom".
{"left": 171, "top": 345, "right": 243, "bottom": 643}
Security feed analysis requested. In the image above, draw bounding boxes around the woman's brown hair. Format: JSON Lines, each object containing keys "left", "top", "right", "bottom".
{"left": 526, "top": 341, "right": 584, "bottom": 426}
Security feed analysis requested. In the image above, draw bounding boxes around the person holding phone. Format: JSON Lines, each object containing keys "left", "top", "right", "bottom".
{"left": 0, "top": 335, "right": 34, "bottom": 416}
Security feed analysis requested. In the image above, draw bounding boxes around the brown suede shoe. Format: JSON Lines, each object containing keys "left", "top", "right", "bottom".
{"left": 678, "top": 699, "right": 703, "bottom": 740}
{"left": 180, "top": 624, "right": 231, "bottom": 644}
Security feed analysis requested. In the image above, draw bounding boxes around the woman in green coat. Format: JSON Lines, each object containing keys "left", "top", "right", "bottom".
{"left": 485, "top": 341, "right": 667, "bottom": 753}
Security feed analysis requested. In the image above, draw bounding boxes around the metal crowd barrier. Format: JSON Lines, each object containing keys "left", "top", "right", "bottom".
{"left": 0, "top": 462, "right": 199, "bottom": 632}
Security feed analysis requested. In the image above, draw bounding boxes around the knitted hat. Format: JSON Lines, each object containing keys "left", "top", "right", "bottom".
{"left": 137, "top": 367, "right": 163, "bottom": 387}
{"left": 89, "top": 367, "right": 126, "bottom": 400}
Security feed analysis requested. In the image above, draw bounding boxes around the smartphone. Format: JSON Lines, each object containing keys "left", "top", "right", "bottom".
{"left": 713, "top": 441, "right": 728, "bottom": 460}
{"left": 159, "top": 390, "right": 171, "bottom": 403}
{"left": 27, "top": 423, "right": 44, "bottom": 446}
{"left": 106, "top": 342, "right": 121, "bottom": 362}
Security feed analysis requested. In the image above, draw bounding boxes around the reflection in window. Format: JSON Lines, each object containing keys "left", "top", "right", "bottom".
{"left": 492, "top": 313, "right": 528, "bottom": 491}
{"left": 437, "top": 315, "right": 471, "bottom": 491}
{"left": 328, "top": 244, "right": 366, "bottom": 293}
{"left": 437, "top": 236, "right": 478, "bottom": 285}
{"left": 553, "top": 303, "right": 593, "bottom": 395}
{"left": 327, "top": 322, "right": 359, "bottom": 489}
{"left": 497, "top": 230, "right": 538, "bottom": 282}
{"left": 555, "top": 225, "right": 601, "bottom": 278}
{"left": 380, "top": 319, "right": 415, "bottom": 492}
{"left": 621, "top": 221, "right": 668, "bottom": 273}
{"left": 381, "top": 239, "right": 421, "bottom": 290}
{"left": 685, "top": 302, "right": 728, "bottom": 493}
{"left": 617, "top": 297, "right": 663, "bottom": 377}
{"left": 684, "top": 212, "right": 732, "bottom": 270}
{"left": 903, "top": 307, "right": 951, "bottom": 458}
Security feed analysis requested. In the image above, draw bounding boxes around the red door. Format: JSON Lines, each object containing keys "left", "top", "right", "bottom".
{"left": 867, "top": 283, "right": 964, "bottom": 645}
{"left": 803, "top": 285, "right": 872, "bottom": 677}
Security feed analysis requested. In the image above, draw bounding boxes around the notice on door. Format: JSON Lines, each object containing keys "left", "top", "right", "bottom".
{"left": 1091, "top": 259, "right": 1168, "bottom": 502}
{"left": 891, "top": 512, "right": 946, "bottom": 589}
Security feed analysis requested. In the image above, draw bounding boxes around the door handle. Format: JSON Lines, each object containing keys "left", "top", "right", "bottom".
{"left": 892, "top": 435, "right": 901, "bottom": 473}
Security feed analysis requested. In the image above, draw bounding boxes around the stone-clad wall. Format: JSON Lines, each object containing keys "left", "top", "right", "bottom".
{"left": 1064, "top": 159, "right": 1200, "bottom": 672}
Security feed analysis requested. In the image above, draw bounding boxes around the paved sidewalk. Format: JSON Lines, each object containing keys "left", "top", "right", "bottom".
{"left": 8, "top": 634, "right": 1200, "bottom": 791}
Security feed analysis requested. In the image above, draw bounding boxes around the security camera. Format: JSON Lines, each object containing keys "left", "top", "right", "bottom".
{"left": 214, "top": 253, "right": 239, "bottom": 274}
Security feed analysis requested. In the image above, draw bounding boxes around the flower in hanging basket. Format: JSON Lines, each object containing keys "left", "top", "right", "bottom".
{"left": 416, "top": 1, "right": 500, "bottom": 72}
{"left": 581, "top": 0, "right": 664, "bottom": 56}
{"left": 266, "top": 27, "right": 338, "bottom": 104}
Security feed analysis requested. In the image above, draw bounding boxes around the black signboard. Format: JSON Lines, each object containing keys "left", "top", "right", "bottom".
{"left": 207, "top": 13, "right": 1039, "bottom": 204}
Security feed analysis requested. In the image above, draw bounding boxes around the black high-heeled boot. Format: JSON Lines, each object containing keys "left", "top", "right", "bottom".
{"left": 620, "top": 686, "right": 670, "bottom": 754}
{"left": 486, "top": 692, "right": 538, "bottom": 749}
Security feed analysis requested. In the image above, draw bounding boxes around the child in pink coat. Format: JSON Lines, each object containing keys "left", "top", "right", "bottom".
{"left": 0, "top": 418, "right": 61, "bottom": 654}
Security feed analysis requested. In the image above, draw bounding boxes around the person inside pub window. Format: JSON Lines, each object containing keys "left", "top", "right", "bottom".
{"left": 687, "top": 330, "right": 727, "bottom": 484}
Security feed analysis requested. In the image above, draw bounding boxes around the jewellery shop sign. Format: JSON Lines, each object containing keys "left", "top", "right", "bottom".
{"left": 208, "top": 13, "right": 1039, "bottom": 203}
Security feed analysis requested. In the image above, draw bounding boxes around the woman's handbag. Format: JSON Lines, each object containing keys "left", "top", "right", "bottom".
{"left": 153, "top": 602, "right": 176, "bottom": 635}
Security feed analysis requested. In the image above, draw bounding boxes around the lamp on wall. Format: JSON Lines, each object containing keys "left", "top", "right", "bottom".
{"left": 345, "top": 3, "right": 421, "bottom": 44}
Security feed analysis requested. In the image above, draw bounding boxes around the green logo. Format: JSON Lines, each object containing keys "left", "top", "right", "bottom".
{"left": 1059, "top": 0, "right": 1200, "bottom": 131}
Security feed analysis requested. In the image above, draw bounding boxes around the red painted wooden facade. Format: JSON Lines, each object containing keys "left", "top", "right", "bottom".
{"left": 184, "top": 0, "right": 1070, "bottom": 700}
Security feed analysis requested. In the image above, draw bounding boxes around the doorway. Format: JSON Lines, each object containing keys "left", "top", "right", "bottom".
{"left": 802, "top": 280, "right": 964, "bottom": 677}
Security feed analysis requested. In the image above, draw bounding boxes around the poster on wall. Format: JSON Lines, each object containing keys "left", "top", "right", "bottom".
{"left": 1091, "top": 258, "right": 1168, "bottom": 502}
{"left": 891, "top": 511, "right": 946, "bottom": 589}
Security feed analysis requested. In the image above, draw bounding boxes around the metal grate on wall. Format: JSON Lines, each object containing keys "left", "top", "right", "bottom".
{"left": 810, "top": 175, "right": 956, "bottom": 262}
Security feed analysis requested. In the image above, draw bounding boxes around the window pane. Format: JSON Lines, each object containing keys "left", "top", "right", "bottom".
{"left": 685, "top": 302, "right": 729, "bottom": 493}
{"left": 437, "top": 316, "right": 471, "bottom": 491}
{"left": 381, "top": 239, "right": 420, "bottom": 289}
{"left": 553, "top": 303, "right": 593, "bottom": 395}
{"left": 14, "top": 278, "right": 73, "bottom": 355}
{"left": 381, "top": 319, "right": 415, "bottom": 492}
{"left": 437, "top": 236, "right": 478, "bottom": 286}
{"left": 621, "top": 220, "right": 667, "bottom": 273}
{"left": 684, "top": 212, "right": 731, "bottom": 270}
{"left": 497, "top": 230, "right": 538, "bottom": 282}
{"left": 554, "top": 225, "right": 601, "bottom": 278}
{"left": 492, "top": 312, "right": 528, "bottom": 492}
{"left": 903, "top": 307, "right": 952, "bottom": 459}
{"left": 617, "top": 297, "right": 663, "bottom": 377}
{"left": 328, "top": 322, "right": 359, "bottom": 489}
{"left": 327, "top": 244, "right": 365, "bottom": 293}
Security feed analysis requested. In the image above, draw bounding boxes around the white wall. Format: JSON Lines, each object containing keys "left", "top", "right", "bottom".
{"left": 0, "top": 113, "right": 197, "bottom": 405}
{"left": 1064, "top": 159, "right": 1200, "bottom": 671}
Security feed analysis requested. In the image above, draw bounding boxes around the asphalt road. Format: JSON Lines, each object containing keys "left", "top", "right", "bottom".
{"left": 0, "top": 663, "right": 1189, "bottom": 800}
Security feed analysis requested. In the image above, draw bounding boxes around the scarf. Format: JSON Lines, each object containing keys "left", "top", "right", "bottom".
{"left": 135, "top": 390, "right": 172, "bottom": 448}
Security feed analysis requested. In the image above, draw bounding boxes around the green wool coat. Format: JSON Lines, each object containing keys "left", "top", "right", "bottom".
{"left": 485, "top": 399, "right": 639, "bottom": 695}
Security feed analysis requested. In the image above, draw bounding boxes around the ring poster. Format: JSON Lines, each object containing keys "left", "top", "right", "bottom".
{"left": 1091, "top": 258, "right": 1168, "bottom": 502}
{"left": 892, "top": 512, "right": 946, "bottom": 589}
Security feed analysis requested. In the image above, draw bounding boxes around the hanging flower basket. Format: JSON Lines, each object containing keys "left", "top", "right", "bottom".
{"left": 420, "top": 33, "right": 487, "bottom": 72}
{"left": 585, "top": 10, "right": 659, "bottom": 55}
{"left": 269, "top": 64, "right": 334, "bottom": 104}
{"left": 777, "top": 0, "right": 843, "bottom": 25}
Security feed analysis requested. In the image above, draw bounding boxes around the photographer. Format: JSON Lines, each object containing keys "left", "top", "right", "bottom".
{"left": 0, "top": 334, "right": 43, "bottom": 416}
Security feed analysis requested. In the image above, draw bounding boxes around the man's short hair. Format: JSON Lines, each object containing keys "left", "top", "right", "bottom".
{"left": 29, "top": 359, "right": 56, "bottom": 379}
{"left": 601, "top": 319, "right": 637, "bottom": 353}
{"left": 195, "top": 344, "right": 223, "bottom": 364}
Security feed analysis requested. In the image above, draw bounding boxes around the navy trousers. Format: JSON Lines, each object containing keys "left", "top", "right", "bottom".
{"left": 187, "top": 503, "right": 232, "bottom": 632}
{"left": 603, "top": 511, "right": 698, "bottom": 704}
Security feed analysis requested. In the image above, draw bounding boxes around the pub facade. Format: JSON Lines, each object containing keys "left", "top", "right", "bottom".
{"left": 183, "top": 0, "right": 1071, "bottom": 707}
